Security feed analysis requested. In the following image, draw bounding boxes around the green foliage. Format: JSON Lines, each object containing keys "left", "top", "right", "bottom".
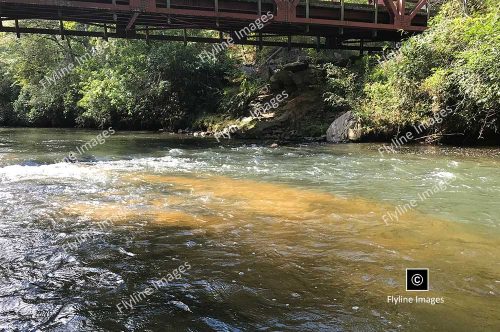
{"left": 218, "top": 75, "right": 265, "bottom": 118}
{"left": 0, "top": 60, "right": 19, "bottom": 124}
{"left": 0, "top": 30, "right": 233, "bottom": 129}
{"left": 357, "top": 0, "right": 500, "bottom": 140}
{"left": 322, "top": 64, "right": 358, "bottom": 111}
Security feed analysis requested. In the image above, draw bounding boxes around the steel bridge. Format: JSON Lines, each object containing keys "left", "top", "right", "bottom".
{"left": 0, "top": 0, "right": 429, "bottom": 50}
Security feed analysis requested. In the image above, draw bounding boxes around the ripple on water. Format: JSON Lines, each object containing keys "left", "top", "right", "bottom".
{"left": 0, "top": 139, "right": 499, "bottom": 331}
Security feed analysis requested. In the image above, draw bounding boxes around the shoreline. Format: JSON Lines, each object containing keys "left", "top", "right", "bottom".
{"left": 2, "top": 126, "right": 499, "bottom": 148}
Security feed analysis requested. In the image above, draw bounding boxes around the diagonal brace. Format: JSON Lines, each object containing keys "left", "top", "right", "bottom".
{"left": 409, "top": 0, "right": 427, "bottom": 21}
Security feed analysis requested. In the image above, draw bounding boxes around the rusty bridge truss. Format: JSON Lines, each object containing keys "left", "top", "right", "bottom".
{"left": 0, "top": 0, "right": 429, "bottom": 51}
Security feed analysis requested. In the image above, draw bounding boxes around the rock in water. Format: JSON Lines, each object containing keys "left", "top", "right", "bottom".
{"left": 326, "top": 111, "right": 361, "bottom": 143}
{"left": 168, "top": 300, "right": 192, "bottom": 313}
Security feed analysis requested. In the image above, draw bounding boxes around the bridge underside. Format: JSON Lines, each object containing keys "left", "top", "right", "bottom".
{"left": 0, "top": 0, "right": 428, "bottom": 50}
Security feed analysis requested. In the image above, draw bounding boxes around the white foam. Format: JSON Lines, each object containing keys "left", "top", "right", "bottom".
{"left": 431, "top": 171, "right": 456, "bottom": 180}
{"left": 0, "top": 163, "right": 107, "bottom": 183}
{"left": 0, "top": 154, "right": 207, "bottom": 183}
{"left": 97, "top": 155, "right": 206, "bottom": 173}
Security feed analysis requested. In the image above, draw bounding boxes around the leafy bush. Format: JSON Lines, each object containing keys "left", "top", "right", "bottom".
{"left": 0, "top": 31, "right": 233, "bottom": 130}
{"left": 322, "top": 64, "right": 358, "bottom": 112}
{"left": 358, "top": 0, "right": 499, "bottom": 141}
{"left": 218, "top": 75, "right": 265, "bottom": 118}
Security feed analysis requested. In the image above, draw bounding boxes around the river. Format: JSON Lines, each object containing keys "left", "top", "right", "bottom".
{"left": 0, "top": 128, "right": 499, "bottom": 331}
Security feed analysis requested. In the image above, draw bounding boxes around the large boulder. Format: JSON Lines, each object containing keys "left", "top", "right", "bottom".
{"left": 326, "top": 111, "right": 362, "bottom": 143}
{"left": 291, "top": 69, "right": 314, "bottom": 87}
{"left": 269, "top": 70, "right": 295, "bottom": 91}
{"left": 270, "top": 66, "right": 319, "bottom": 92}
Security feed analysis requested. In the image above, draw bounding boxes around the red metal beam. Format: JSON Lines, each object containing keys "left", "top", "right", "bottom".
{"left": 0, "top": 0, "right": 428, "bottom": 36}
{"left": 382, "top": 0, "right": 398, "bottom": 19}
{"left": 293, "top": 17, "right": 426, "bottom": 32}
{"left": 126, "top": 12, "right": 140, "bottom": 30}
{"left": 380, "top": 0, "right": 428, "bottom": 29}
{"left": 0, "top": 0, "right": 128, "bottom": 11}
{"left": 409, "top": 0, "right": 427, "bottom": 21}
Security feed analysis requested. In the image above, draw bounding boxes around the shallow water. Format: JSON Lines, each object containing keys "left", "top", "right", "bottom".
{"left": 0, "top": 128, "right": 499, "bottom": 331}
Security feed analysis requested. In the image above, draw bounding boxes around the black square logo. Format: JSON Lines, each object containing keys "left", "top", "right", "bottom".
{"left": 406, "top": 268, "right": 429, "bottom": 291}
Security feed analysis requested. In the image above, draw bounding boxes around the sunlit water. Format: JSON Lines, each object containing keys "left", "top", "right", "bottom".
{"left": 0, "top": 128, "right": 499, "bottom": 331}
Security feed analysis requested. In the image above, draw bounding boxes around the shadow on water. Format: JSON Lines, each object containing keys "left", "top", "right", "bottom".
{"left": 79, "top": 224, "right": 358, "bottom": 332}
{"left": 1, "top": 213, "right": 362, "bottom": 332}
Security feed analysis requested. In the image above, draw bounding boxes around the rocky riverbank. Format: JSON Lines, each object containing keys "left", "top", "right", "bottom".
{"left": 195, "top": 60, "right": 348, "bottom": 144}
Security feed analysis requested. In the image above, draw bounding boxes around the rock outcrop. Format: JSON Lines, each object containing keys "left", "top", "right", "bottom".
{"left": 269, "top": 61, "right": 321, "bottom": 92}
{"left": 214, "top": 61, "right": 336, "bottom": 141}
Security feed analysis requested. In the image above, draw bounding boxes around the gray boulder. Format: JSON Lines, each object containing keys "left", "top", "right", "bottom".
{"left": 326, "top": 111, "right": 362, "bottom": 143}
{"left": 283, "top": 61, "right": 309, "bottom": 73}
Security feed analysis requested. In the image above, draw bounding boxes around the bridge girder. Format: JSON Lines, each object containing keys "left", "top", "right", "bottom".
{"left": 0, "top": 0, "right": 429, "bottom": 49}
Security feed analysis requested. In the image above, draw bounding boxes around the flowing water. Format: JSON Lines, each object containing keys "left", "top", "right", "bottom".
{"left": 0, "top": 128, "right": 499, "bottom": 331}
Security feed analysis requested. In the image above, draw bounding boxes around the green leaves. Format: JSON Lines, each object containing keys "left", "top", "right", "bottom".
{"left": 0, "top": 31, "right": 232, "bottom": 129}
{"left": 357, "top": 0, "right": 499, "bottom": 139}
{"left": 322, "top": 64, "right": 358, "bottom": 111}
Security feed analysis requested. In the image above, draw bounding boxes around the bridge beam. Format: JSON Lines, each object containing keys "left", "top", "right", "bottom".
{"left": 383, "top": 0, "right": 427, "bottom": 29}
{"left": 409, "top": 0, "right": 428, "bottom": 22}
{"left": 274, "top": 0, "right": 300, "bottom": 22}
{"left": 126, "top": 12, "right": 139, "bottom": 31}
{"left": 0, "top": 25, "right": 385, "bottom": 51}
{"left": 0, "top": 0, "right": 429, "bottom": 43}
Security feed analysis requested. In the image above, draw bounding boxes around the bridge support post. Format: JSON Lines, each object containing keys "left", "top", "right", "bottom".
{"left": 273, "top": 0, "right": 300, "bottom": 22}
{"left": 305, "top": 0, "right": 309, "bottom": 33}
{"left": 340, "top": 0, "right": 345, "bottom": 35}
{"left": 14, "top": 18, "right": 19, "bottom": 38}
{"left": 384, "top": 0, "right": 427, "bottom": 29}
{"left": 103, "top": 23, "right": 108, "bottom": 41}
{"left": 167, "top": 0, "right": 171, "bottom": 24}
{"left": 58, "top": 9, "right": 64, "bottom": 40}
{"left": 59, "top": 19, "right": 64, "bottom": 40}
{"left": 215, "top": 0, "right": 219, "bottom": 27}
{"left": 112, "top": 0, "right": 117, "bottom": 22}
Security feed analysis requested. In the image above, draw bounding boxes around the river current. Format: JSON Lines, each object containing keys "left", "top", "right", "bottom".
{"left": 0, "top": 128, "right": 499, "bottom": 331}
